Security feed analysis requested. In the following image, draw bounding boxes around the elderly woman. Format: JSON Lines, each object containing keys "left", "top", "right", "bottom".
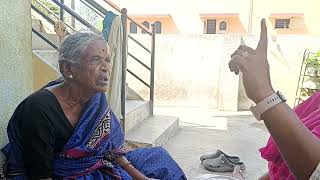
{"left": 1, "top": 32, "right": 186, "bottom": 180}
{"left": 229, "top": 19, "right": 320, "bottom": 179}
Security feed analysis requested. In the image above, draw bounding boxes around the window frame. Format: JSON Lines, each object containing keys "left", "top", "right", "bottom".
{"left": 219, "top": 21, "right": 227, "bottom": 31}
{"left": 129, "top": 22, "right": 138, "bottom": 34}
{"left": 275, "top": 19, "right": 291, "bottom": 29}
{"left": 205, "top": 19, "right": 217, "bottom": 34}
{"left": 141, "top": 21, "right": 150, "bottom": 34}
{"left": 154, "top": 21, "right": 162, "bottom": 34}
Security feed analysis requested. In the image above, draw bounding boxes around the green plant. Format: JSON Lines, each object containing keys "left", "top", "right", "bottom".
{"left": 32, "top": 0, "right": 60, "bottom": 17}
{"left": 306, "top": 50, "right": 320, "bottom": 68}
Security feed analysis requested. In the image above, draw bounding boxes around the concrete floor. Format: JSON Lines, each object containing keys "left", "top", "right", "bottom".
{"left": 155, "top": 106, "right": 270, "bottom": 179}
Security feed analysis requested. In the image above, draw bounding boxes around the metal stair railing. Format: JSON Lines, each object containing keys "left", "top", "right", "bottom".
{"left": 83, "top": 0, "right": 156, "bottom": 127}
{"left": 33, "top": 0, "right": 76, "bottom": 32}
{"left": 32, "top": 28, "right": 58, "bottom": 50}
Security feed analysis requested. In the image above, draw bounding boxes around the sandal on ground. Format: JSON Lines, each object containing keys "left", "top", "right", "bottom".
{"left": 200, "top": 149, "right": 240, "bottom": 162}
{"left": 202, "top": 154, "right": 245, "bottom": 172}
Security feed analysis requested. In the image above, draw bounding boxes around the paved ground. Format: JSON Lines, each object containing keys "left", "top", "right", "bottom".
{"left": 155, "top": 106, "right": 270, "bottom": 179}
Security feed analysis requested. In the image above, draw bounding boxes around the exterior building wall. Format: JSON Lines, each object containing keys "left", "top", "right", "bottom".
{"left": 101, "top": 0, "right": 320, "bottom": 35}
{"left": 128, "top": 16, "right": 179, "bottom": 34}
{"left": 0, "top": 0, "right": 33, "bottom": 162}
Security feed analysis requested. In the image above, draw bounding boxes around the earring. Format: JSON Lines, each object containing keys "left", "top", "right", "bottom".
{"left": 69, "top": 75, "right": 73, "bottom": 79}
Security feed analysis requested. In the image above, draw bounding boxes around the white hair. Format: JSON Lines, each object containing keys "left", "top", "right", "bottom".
{"left": 58, "top": 32, "right": 109, "bottom": 76}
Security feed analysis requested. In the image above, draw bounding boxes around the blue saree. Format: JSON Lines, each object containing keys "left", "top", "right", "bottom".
{"left": 1, "top": 81, "right": 186, "bottom": 179}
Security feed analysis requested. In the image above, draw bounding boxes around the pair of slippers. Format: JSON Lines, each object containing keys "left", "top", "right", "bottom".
{"left": 200, "top": 150, "right": 246, "bottom": 173}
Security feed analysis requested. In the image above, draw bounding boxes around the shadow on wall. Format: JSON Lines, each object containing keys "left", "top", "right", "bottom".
{"left": 127, "top": 34, "right": 320, "bottom": 109}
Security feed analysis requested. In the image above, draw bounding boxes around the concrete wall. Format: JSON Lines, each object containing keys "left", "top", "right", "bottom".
{"left": 0, "top": 0, "right": 32, "bottom": 162}
{"left": 97, "top": 0, "right": 320, "bottom": 36}
{"left": 269, "top": 17, "right": 308, "bottom": 35}
{"left": 127, "top": 34, "right": 241, "bottom": 109}
{"left": 128, "top": 16, "right": 179, "bottom": 34}
{"left": 201, "top": 16, "right": 247, "bottom": 34}
{"left": 249, "top": 0, "right": 320, "bottom": 36}
{"left": 126, "top": 34, "right": 320, "bottom": 110}
{"left": 129, "top": 15, "right": 246, "bottom": 35}
{"left": 32, "top": 52, "right": 60, "bottom": 91}
{"left": 238, "top": 35, "right": 320, "bottom": 109}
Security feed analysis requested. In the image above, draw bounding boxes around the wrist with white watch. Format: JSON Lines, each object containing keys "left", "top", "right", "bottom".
{"left": 250, "top": 91, "right": 287, "bottom": 120}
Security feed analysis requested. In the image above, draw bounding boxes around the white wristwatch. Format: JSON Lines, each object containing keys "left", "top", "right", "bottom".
{"left": 250, "top": 91, "right": 286, "bottom": 120}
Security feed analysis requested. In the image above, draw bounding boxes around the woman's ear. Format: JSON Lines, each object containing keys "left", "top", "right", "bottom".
{"left": 59, "top": 62, "right": 75, "bottom": 78}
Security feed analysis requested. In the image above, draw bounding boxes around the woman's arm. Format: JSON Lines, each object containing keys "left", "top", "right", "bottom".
{"left": 229, "top": 19, "right": 320, "bottom": 179}
{"left": 261, "top": 101, "right": 320, "bottom": 179}
{"left": 21, "top": 103, "right": 56, "bottom": 179}
{"left": 115, "top": 156, "right": 149, "bottom": 179}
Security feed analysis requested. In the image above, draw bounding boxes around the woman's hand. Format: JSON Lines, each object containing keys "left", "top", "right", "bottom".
{"left": 228, "top": 18, "right": 320, "bottom": 180}
{"left": 229, "top": 19, "right": 274, "bottom": 103}
{"left": 114, "top": 156, "right": 160, "bottom": 180}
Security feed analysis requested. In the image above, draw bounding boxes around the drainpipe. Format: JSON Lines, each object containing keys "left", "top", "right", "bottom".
{"left": 248, "top": 0, "right": 253, "bottom": 35}
{"left": 60, "top": 0, "right": 64, "bottom": 21}
{"left": 71, "top": 0, "right": 75, "bottom": 28}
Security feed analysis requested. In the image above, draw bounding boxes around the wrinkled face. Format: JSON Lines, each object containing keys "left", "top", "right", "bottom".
{"left": 73, "top": 40, "right": 111, "bottom": 93}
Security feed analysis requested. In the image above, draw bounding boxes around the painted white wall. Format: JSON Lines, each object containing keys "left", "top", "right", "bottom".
{"left": 126, "top": 34, "right": 320, "bottom": 110}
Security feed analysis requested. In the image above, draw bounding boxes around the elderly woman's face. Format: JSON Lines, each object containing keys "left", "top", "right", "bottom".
{"left": 76, "top": 40, "right": 111, "bottom": 93}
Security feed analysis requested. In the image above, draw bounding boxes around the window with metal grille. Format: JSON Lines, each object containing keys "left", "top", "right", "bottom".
{"left": 130, "top": 22, "right": 137, "bottom": 34}
{"left": 275, "top": 19, "right": 290, "bottom": 29}
{"left": 142, "top": 21, "right": 149, "bottom": 34}
{"left": 206, "top": 19, "right": 216, "bottom": 34}
{"left": 219, "top": 21, "right": 227, "bottom": 31}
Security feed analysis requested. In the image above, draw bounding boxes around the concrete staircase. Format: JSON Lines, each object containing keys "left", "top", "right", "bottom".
{"left": 32, "top": 18, "right": 180, "bottom": 148}
{"left": 124, "top": 99, "right": 180, "bottom": 148}
{"left": 125, "top": 114, "right": 179, "bottom": 148}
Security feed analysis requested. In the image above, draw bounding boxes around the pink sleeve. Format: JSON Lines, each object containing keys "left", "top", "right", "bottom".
{"left": 294, "top": 91, "right": 320, "bottom": 120}
{"left": 260, "top": 91, "right": 320, "bottom": 179}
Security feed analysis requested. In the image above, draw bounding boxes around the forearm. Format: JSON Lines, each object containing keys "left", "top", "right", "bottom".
{"left": 123, "top": 164, "right": 148, "bottom": 179}
{"left": 228, "top": 18, "right": 320, "bottom": 179}
{"left": 258, "top": 172, "right": 269, "bottom": 180}
{"left": 261, "top": 102, "right": 320, "bottom": 179}
{"left": 115, "top": 156, "right": 147, "bottom": 179}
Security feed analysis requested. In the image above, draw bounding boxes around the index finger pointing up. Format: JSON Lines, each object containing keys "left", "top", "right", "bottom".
{"left": 256, "top": 18, "right": 268, "bottom": 53}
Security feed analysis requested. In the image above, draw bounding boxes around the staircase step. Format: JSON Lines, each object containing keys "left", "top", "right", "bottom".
{"left": 32, "top": 32, "right": 59, "bottom": 50}
{"left": 125, "top": 100, "right": 151, "bottom": 132}
{"left": 126, "top": 85, "right": 144, "bottom": 101}
{"left": 125, "top": 115, "right": 179, "bottom": 148}
{"left": 33, "top": 50, "right": 58, "bottom": 69}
